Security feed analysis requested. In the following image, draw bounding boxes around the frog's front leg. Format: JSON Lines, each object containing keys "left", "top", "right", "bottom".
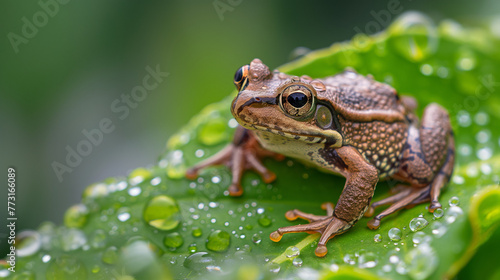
{"left": 270, "top": 146, "right": 378, "bottom": 257}
{"left": 186, "top": 126, "right": 284, "bottom": 196}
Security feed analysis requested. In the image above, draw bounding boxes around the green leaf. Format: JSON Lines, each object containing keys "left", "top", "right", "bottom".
{"left": 4, "top": 12, "right": 500, "bottom": 280}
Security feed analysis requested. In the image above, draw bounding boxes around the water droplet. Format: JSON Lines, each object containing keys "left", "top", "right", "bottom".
{"left": 395, "top": 261, "right": 408, "bottom": 275}
{"left": 90, "top": 229, "right": 106, "bottom": 249}
{"left": 150, "top": 177, "right": 161, "bottom": 186}
{"left": 195, "top": 149, "right": 205, "bottom": 158}
{"left": 258, "top": 215, "right": 272, "bottom": 227}
{"left": 165, "top": 150, "right": 186, "bottom": 179}
{"left": 45, "top": 255, "right": 87, "bottom": 279}
{"left": 456, "top": 110, "right": 471, "bottom": 127}
{"left": 83, "top": 183, "right": 108, "bottom": 199}
{"left": 228, "top": 118, "right": 239, "bottom": 128}
{"left": 101, "top": 246, "right": 118, "bottom": 264}
{"left": 198, "top": 117, "right": 229, "bottom": 145}
{"left": 292, "top": 257, "right": 303, "bottom": 267}
{"left": 409, "top": 217, "right": 429, "bottom": 232}
{"left": 143, "top": 195, "right": 181, "bottom": 231}
{"left": 388, "top": 12, "right": 438, "bottom": 62}
{"left": 192, "top": 227, "right": 203, "bottom": 237}
{"left": 252, "top": 233, "right": 262, "bottom": 244}
{"left": 206, "top": 230, "right": 230, "bottom": 252}
{"left": 474, "top": 112, "right": 489, "bottom": 125}
{"left": 388, "top": 227, "right": 402, "bottom": 241}
{"left": 382, "top": 264, "right": 392, "bottom": 273}
{"left": 358, "top": 251, "right": 378, "bottom": 268}
{"left": 476, "top": 130, "right": 491, "bottom": 144}
{"left": 456, "top": 48, "right": 476, "bottom": 71}
{"left": 164, "top": 232, "right": 184, "bottom": 250}
{"left": 406, "top": 244, "right": 438, "bottom": 280}
{"left": 477, "top": 147, "right": 493, "bottom": 160}
{"left": 128, "top": 186, "right": 142, "bottom": 197}
{"left": 63, "top": 204, "right": 89, "bottom": 228}
{"left": 448, "top": 196, "right": 460, "bottom": 206}
{"left": 183, "top": 252, "right": 215, "bottom": 272}
{"left": 412, "top": 231, "right": 431, "bottom": 245}
{"left": 188, "top": 244, "right": 198, "bottom": 254}
{"left": 480, "top": 163, "right": 492, "bottom": 175}
{"left": 343, "top": 253, "right": 356, "bottom": 265}
{"left": 374, "top": 234, "right": 382, "bottom": 243}
{"left": 285, "top": 246, "right": 300, "bottom": 258}
{"left": 436, "top": 66, "right": 449, "bottom": 78}
{"left": 129, "top": 167, "right": 152, "bottom": 185}
{"left": 433, "top": 208, "right": 444, "bottom": 219}
{"left": 60, "top": 228, "right": 87, "bottom": 251}
{"left": 445, "top": 206, "right": 464, "bottom": 224}
{"left": 117, "top": 207, "right": 131, "bottom": 222}
{"left": 431, "top": 221, "right": 447, "bottom": 238}
{"left": 16, "top": 231, "right": 41, "bottom": 257}
{"left": 268, "top": 263, "right": 281, "bottom": 273}
{"left": 211, "top": 176, "right": 221, "bottom": 183}
{"left": 389, "top": 254, "right": 400, "bottom": 264}
{"left": 420, "top": 64, "right": 433, "bottom": 76}
{"left": 42, "top": 254, "right": 52, "bottom": 263}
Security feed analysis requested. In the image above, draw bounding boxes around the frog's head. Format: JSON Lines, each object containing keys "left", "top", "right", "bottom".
{"left": 231, "top": 59, "right": 343, "bottom": 148}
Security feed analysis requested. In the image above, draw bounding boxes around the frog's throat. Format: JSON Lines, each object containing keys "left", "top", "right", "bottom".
{"left": 242, "top": 123, "right": 343, "bottom": 148}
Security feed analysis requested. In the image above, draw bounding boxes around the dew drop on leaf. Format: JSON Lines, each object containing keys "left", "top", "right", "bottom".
{"left": 183, "top": 252, "right": 215, "bottom": 272}
{"left": 192, "top": 227, "right": 203, "bottom": 237}
{"left": 143, "top": 195, "right": 181, "bottom": 231}
{"left": 388, "top": 12, "right": 438, "bottom": 62}
{"left": 448, "top": 196, "right": 460, "bottom": 206}
{"left": 101, "top": 246, "right": 118, "bottom": 264}
{"left": 252, "top": 233, "right": 262, "bottom": 244}
{"left": 285, "top": 246, "right": 300, "bottom": 258}
{"left": 358, "top": 251, "right": 378, "bottom": 269}
{"left": 16, "top": 231, "right": 41, "bottom": 258}
{"left": 257, "top": 215, "right": 272, "bottom": 227}
{"left": 409, "top": 217, "right": 429, "bottom": 232}
{"left": 292, "top": 257, "right": 303, "bottom": 267}
{"left": 164, "top": 232, "right": 184, "bottom": 250}
{"left": 206, "top": 230, "right": 230, "bottom": 252}
{"left": 388, "top": 227, "right": 402, "bottom": 241}
{"left": 64, "top": 204, "right": 89, "bottom": 228}
{"left": 45, "top": 255, "right": 87, "bottom": 280}
{"left": 445, "top": 205, "right": 464, "bottom": 224}
{"left": 433, "top": 208, "right": 444, "bottom": 219}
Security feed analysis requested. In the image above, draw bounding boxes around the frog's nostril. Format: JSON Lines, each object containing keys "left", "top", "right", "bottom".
{"left": 255, "top": 97, "right": 261, "bottom": 102}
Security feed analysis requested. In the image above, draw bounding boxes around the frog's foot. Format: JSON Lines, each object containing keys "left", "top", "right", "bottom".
{"left": 366, "top": 186, "right": 430, "bottom": 230}
{"left": 270, "top": 202, "right": 351, "bottom": 257}
{"left": 186, "top": 127, "right": 284, "bottom": 196}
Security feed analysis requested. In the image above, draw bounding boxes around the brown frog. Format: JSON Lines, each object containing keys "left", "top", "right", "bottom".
{"left": 186, "top": 59, "right": 455, "bottom": 257}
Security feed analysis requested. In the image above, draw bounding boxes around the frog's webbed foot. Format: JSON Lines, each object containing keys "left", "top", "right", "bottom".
{"left": 364, "top": 185, "right": 430, "bottom": 230}
{"left": 186, "top": 126, "right": 284, "bottom": 196}
{"left": 270, "top": 202, "right": 351, "bottom": 257}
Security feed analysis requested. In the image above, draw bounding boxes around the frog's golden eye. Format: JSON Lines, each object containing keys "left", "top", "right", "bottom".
{"left": 234, "top": 65, "right": 249, "bottom": 92}
{"left": 279, "top": 84, "right": 316, "bottom": 120}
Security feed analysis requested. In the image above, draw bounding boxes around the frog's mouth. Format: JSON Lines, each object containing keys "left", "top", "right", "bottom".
{"left": 240, "top": 122, "right": 344, "bottom": 148}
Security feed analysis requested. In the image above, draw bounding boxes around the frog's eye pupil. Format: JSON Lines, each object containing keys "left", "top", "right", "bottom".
{"left": 234, "top": 66, "right": 249, "bottom": 92}
{"left": 234, "top": 68, "right": 243, "bottom": 83}
{"left": 287, "top": 92, "right": 307, "bottom": 108}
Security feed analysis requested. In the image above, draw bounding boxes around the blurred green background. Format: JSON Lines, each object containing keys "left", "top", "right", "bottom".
{"left": 0, "top": 0, "right": 499, "bottom": 277}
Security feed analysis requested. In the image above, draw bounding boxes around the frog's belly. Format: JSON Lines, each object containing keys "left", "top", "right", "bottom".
{"left": 254, "top": 131, "right": 345, "bottom": 177}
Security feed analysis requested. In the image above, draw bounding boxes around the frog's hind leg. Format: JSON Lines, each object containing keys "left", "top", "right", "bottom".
{"left": 366, "top": 103, "right": 455, "bottom": 229}
{"left": 186, "top": 126, "right": 284, "bottom": 196}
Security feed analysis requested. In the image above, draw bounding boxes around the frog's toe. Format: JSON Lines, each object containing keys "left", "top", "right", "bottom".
{"left": 228, "top": 183, "right": 243, "bottom": 197}
{"left": 284, "top": 202, "right": 335, "bottom": 222}
{"left": 428, "top": 200, "right": 442, "bottom": 212}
